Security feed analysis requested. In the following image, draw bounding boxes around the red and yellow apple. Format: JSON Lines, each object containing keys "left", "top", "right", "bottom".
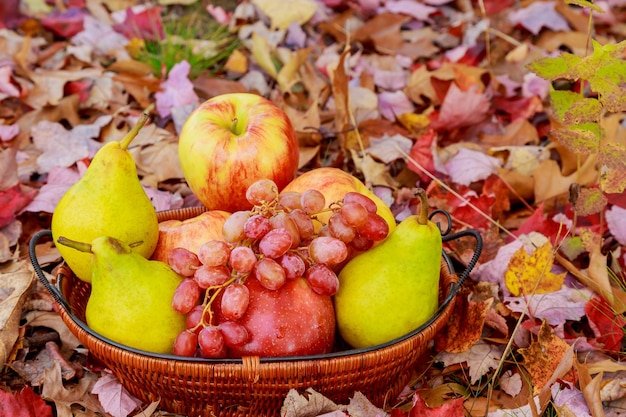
{"left": 281, "top": 167, "right": 396, "bottom": 233}
{"left": 178, "top": 93, "right": 300, "bottom": 212}
{"left": 217, "top": 277, "right": 336, "bottom": 357}
{"left": 151, "top": 210, "right": 230, "bottom": 262}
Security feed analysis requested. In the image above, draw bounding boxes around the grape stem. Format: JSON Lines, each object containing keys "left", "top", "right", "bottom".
{"left": 414, "top": 188, "right": 429, "bottom": 226}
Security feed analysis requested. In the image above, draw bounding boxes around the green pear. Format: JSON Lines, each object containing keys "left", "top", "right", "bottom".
{"left": 57, "top": 236, "right": 186, "bottom": 354}
{"left": 334, "top": 188, "right": 442, "bottom": 349}
{"left": 51, "top": 107, "right": 159, "bottom": 282}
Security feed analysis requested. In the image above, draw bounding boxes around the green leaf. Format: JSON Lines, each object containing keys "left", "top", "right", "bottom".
{"left": 565, "top": 0, "right": 605, "bottom": 12}
{"left": 563, "top": 97, "right": 602, "bottom": 125}
{"left": 550, "top": 123, "right": 601, "bottom": 155}
{"left": 527, "top": 54, "right": 581, "bottom": 80}
{"left": 600, "top": 169, "right": 626, "bottom": 194}
{"left": 599, "top": 143, "right": 626, "bottom": 170}
{"left": 573, "top": 187, "right": 607, "bottom": 216}
{"left": 549, "top": 89, "right": 580, "bottom": 122}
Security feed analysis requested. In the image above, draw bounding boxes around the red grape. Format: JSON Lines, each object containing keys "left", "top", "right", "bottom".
{"left": 270, "top": 212, "right": 300, "bottom": 248}
{"left": 244, "top": 214, "right": 272, "bottom": 239}
{"left": 254, "top": 258, "right": 286, "bottom": 290}
{"left": 357, "top": 212, "right": 389, "bottom": 241}
{"left": 301, "top": 189, "right": 326, "bottom": 214}
{"left": 222, "top": 210, "right": 249, "bottom": 242}
{"left": 308, "top": 236, "right": 348, "bottom": 266}
{"left": 259, "top": 228, "right": 293, "bottom": 258}
{"left": 278, "top": 252, "right": 306, "bottom": 280}
{"left": 277, "top": 191, "right": 302, "bottom": 211}
{"left": 339, "top": 201, "right": 369, "bottom": 227}
{"left": 328, "top": 213, "right": 356, "bottom": 243}
{"left": 246, "top": 179, "right": 278, "bottom": 206}
{"left": 220, "top": 283, "right": 250, "bottom": 321}
{"left": 343, "top": 192, "right": 377, "bottom": 213}
{"left": 173, "top": 330, "right": 198, "bottom": 357}
{"left": 167, "top": 247, "right": 201, "bottom": 277}
{"left": 229, "top": 246, "right": 257, "bottom": 273}
{"left": 289, "top": 208, "right": 315, "bottom": 240}
{"left": 305, "top": 264, "right": 339, "bottom": 296}
{"left": 219, "top": 321, "right": 249, "bottom": 348}
{"left": 197, "top": 240, "right": 231, "bottom": 267}
{"left": 351, "top": 233, "right": 374, "bottom": 252}
{"left": 198, "top": 326, "right": 225, "bottom": 357}
{"left": 186, "top": 304, "right": 208, "bottom": 332}
{"left": 194, "top": 264, "right": 231, "bottom": 289}
{"left": 172, "top": 279, "right": 202, "bottom": 314}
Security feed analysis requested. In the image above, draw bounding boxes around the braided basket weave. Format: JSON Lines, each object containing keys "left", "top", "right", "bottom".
{"left": 30, "top": 207, "right": 480, "bottom": 417}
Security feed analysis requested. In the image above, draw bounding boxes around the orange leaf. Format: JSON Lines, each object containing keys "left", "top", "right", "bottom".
{"left": 435, "top": 288, "right": 493, "bottom": 353}
{"left": 504, "top": 242, "right": 565, "bottom": 296}
{"left": 518, "top": 320, "right": 573, "bottom": 394}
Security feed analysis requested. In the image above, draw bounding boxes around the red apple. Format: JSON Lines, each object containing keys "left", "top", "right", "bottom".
{"left": 217, "top": 277, "right": 336, "bottom": 357}
{"left": 281, "top": 167, "right": 396, "bottom": 234}
{"left": 151, "top": 210, "right": 230, "bottom": 262}
{"left": 178, "top": 93, "right": 300, "bottom": 212}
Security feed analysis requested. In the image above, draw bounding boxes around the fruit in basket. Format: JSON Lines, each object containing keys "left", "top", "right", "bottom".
{"left": 216, "top": 277, "right": 335, "bottom": 357}
{"left": 57, "top": 235, "right": 186, "bottom": 354}
{"left": 51, "top": 108, "right": 159, "bottom": 283}
{"left": 280, "top": 167, "right": 396, "bottom": 234}
{"left": 178, "top": 93, "right": 300, "bottom": 212}
{"left": 334, "top": 188, "right": 442, "bottom": 349}
{"left": 168, "top": 179, "right": 391, "bottom": 358}
{"left": 151, "top": 210, "right": 230, "bottom": 262}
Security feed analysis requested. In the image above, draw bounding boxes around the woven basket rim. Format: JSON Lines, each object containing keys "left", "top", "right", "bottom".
{"left": 54, "top": 257, "right": 459, "bottom": 363}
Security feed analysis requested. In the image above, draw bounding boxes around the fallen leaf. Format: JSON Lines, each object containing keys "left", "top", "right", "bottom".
{"left": 91, "top": 373, "right": 142, "bottom": 417}
{"left": 406, "top": 393, "right": 464, "bottom": 417}
{"left": 0, "top": 261, "right": 33, "bottom": 364}
{"left": 252, "top": 0, "right": 318, "bottom": 30}
{"left": 430, "top": 84, "right": 491, "bottom": 131}
{"left": 574, "top": 358, "right": 604, "bottom": 417}
{"left": 504, "top": 241, "right": 566, "bottom": 297}
{"left": 443, "top": 147, "right": 501, "bottom": 186}
{"left": 437, "top": 340, "right": 504, "bottom": 384}
{"left": 330, "top": 49, "right": 360, "bottom": 151}
{"left": 518, "top": 320, "right": 572, "bottom": 394}
{"left": 366, "top": 134, "right": 413, "bottom": 164}
{"left": 40, "top": 7, "right": 85, "bottom": 38}
{"left": 507, "top": 1, "right": 570, "bottom": 35}
{"left": 280, "top": 388, "right": 339, "bottom": 417}
{"left": 435, "top": 288, "right": 493, "bottom": 353}
{"left": 606, "top": 204, "right": 626, "bottom": 245}
{"left": 504, "top": 287, "right": 592, "bottom": 326}
{"left": 550, "top": 381, "right": 591, "bottom": 417}
{"left": 0, "top": 386, "right": 53, "bottom": 417}
{"left": 112, "top": 5, "right": 164, "bottom": 41}
{"left": 585, "top": 296, "right": 626, "bottom": 353}
{"left": 154, "top": 60, "right": 199, "bottom": 118}
{"left": 41, "top": 362, "right": 101, "bottom": 417}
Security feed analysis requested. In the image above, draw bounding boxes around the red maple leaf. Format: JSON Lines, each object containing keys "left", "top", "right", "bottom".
{"left": 0, "top": 387, "right": 53, "bottom": 417}
{"left": 0, "top": 184, "right": 37, "bottom": 228}
{"left": 407, "top": 128, "right": 437, "bottom": 183}
{"left": 112, "top": 6, "right": 164, "bottom": 41}
{"left": 391, "top": 392, "right": 465, "bottom": 417}
{"left": 586, "top": 297, "right": 626, "bottom": 354}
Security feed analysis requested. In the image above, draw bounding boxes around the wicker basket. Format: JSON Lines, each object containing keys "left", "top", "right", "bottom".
{"left": 29, "top": 208, "right": 482, "bottom": 417}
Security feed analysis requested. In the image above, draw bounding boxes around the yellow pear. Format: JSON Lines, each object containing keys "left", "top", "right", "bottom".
{"left": 51, "top": 107, "right": 158, "bottom": 282}
{"left": 57, "top": 236, "right": 186, "bottom": 354}
{"left": 334, "top": 189, "right": 442, "bottom": 348}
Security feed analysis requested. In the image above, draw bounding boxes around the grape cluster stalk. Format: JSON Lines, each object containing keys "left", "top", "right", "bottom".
{"left": 167, "top": 179, "right": 390, "bottom": 358}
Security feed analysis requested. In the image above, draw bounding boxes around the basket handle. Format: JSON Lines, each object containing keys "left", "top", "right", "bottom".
{"left": 29, "top": 230, "right": 73, "bottom": 313}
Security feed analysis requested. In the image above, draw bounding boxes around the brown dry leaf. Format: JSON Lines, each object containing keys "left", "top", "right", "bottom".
{"left": 575, "top": 358, "right": 605, "bottom": 417}
{"left": 504, "top": 242, "right": 566, "bottom": 297}
{"left": 41, "top": 362, "right": 103, "bottom": 417}
{"left": 193, "top": 76, "right": 248, "bottom": 100}
{"left": 111, "top": 72, "right": 161, "bottom": 109}
{"left": 24, "top": 68, "right": 103, "bottom": 109}
{"left": 330, "top": 49, "right": 360, "bottom": 151}
{"left": 435, "top": 288, "right": 494, "bottom": 353}
{"left": 277, "top": 46, "right": 313, "bottom": 94}
{"left": 532, "top": 155, "right": 598, "bottom": 203}
{"left": 518, "top": 320, "right": 572, "bottom": 395}
{"left": 22, "top": 311, "right": 82, "bottom": 351}
{"left": 600, "top": 375, "right": 626, "bottom": 402}
{"left": 0, "top": 261, "right": 33, "bottom": 364}
{"left": 280, "top": 388, "right": 339, "bottom": 417}
{"left": 351, "top": 151, "right": 399, "bottom": 188}
{"left": 481, "top": 120, "right": 540, "bottom": 147}
{"left": 351, "top": 13, "right": 411, "bottom": 54}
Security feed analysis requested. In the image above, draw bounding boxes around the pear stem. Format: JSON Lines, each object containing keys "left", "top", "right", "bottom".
{"left": 57, "top": 236, "right": 92, "bottom": 253}
{"left": 414, "top": 188, "right": 429, "bottom": 225}
{"left": 119, "top": 103, "right": 155, "bottom": 150}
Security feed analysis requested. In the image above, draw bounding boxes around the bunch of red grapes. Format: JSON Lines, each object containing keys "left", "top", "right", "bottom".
{"left": 167, "top": 179, "right": 390, "bottom": 358}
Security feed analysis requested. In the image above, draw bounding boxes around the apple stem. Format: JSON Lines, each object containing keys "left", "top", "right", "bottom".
{"left": 119, "top": 103, "right": 155, "bottom": 150}
{"left": 414, "top": 188, "right": 429, "bottom": 225}
{"left": 230, "top": 117, "right": 240, "bottom": 135}
{"left": 57, "top": 236, "right": 92, "bottom": 253}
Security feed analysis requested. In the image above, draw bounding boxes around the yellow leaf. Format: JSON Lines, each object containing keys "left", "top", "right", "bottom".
{"left": 251, "top": 32, "right": 278, "bottom": 79}
{"left": 505, "top": 242, "right": 565, "bottom": 296}
{"left": 252, "top": 0, "right": 318, "bottom": 30}
{"left": 397, "top": 113, "right": 430, "bottom": 135}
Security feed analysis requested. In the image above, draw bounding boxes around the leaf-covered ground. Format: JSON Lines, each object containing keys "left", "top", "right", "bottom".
{"left": 1, "top": 0, "right": 626, "bottom": 416}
